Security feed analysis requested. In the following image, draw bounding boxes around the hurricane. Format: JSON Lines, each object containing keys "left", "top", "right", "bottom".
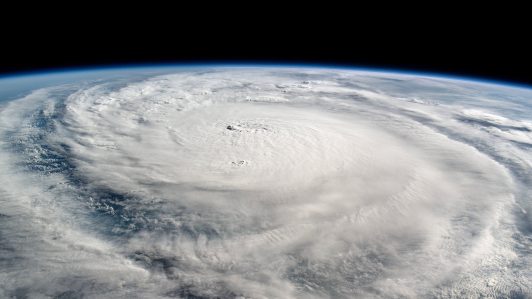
{"left": 0, "top": 66, "right": 530, "bottom": 298}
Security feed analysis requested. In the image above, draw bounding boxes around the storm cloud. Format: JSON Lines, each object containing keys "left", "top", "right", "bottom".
{"left": 0, "top": 68, "right": 530, "bottom": 298}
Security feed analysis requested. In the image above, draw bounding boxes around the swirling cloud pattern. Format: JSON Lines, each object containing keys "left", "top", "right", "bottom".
{"left": 0, "top": 67, "right": 530, "bottom": 298}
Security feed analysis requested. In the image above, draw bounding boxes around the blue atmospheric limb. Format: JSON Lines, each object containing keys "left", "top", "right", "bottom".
{"left": 1, "top": 62, "right": 531, "bottom": 90}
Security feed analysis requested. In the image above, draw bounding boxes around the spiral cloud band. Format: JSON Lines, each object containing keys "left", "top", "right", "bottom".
{"left": 0, "top": 67, "right": 530, "bottom": 298}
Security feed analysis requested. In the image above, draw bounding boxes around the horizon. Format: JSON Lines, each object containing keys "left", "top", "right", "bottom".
{"left": 1, "top": 63, "right": 531, "bottom": 91}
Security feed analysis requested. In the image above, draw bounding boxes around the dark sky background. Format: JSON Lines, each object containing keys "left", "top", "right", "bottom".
{"left": 2, "top": 11, "right": 530, "bottom": 87}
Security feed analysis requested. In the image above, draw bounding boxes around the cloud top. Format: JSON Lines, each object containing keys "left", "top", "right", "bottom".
{"left": 0, "top": 68, "right": 530, "bottom": 298}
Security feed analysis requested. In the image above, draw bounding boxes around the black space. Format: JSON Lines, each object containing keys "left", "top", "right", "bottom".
{"left": 1, "top": 12, "right": 530, "bottom": 86}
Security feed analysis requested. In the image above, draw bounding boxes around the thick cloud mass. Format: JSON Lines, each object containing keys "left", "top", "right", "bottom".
{"left": 0, "top": 68, "right": 531, "bottom": 298}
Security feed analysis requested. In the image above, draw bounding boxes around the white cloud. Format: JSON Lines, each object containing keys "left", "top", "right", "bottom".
{"left": 0, "top": 68, "right": 530, "bottom": 298}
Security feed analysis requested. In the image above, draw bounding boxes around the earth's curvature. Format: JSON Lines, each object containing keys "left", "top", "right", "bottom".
{"left": 0, "top": 66, "right": 530, "bottom": 298}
